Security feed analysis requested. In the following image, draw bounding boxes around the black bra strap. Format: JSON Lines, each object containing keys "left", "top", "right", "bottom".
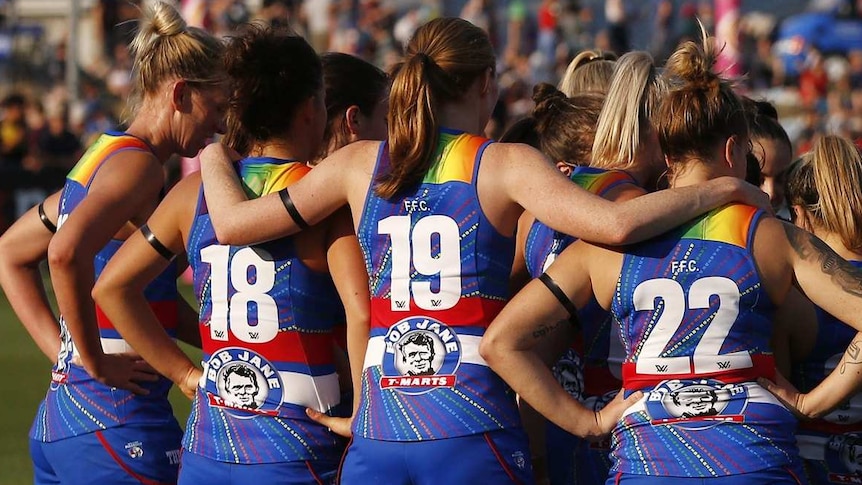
{"left": 141, "top": 224, "right": 175, "bottom": 261}
{"left": 538, "top": 272, "right": 580, "bottom": 327}
{"left": 278, "top": 187, "right": 310, "bottom": 230}
{"left": 38, "top": 202, "right": 57, "bottom": 233}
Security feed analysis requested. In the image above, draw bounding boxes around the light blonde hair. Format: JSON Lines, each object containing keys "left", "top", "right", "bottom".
{"left": 126, "top": 1, "right": 225, "bottom": 120}
{"left": 377, "top": 17, "right": 495, "bottom": 199}
{"left": 591, "top": 51, "right": 665, "bottom": 170}
{"left": 788, "top": 135, "right": 862, "bottom": 251}
{"left": 558, "top": 49, "right": 617, "bottom": 96}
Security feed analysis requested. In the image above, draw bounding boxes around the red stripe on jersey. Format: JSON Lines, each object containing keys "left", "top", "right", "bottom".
{"left": 622, "top": 354, "right": 775, "bottom": 391}
{"left": 201, "top": 328, "right": 334, "bottom": 366}
{"left": 95, "top": 301, "right": 178, "bottom": 331}
{"left": 370, "top": 297, "right": 506, "bottom": 329}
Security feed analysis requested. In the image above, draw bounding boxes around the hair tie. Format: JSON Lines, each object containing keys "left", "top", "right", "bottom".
{"left": 415, "top": 52, "right": 432, "bottom": 66}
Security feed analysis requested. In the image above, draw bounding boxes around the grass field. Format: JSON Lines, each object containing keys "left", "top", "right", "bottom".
{"left": 0, "top": 274, "right": 200, "bottom": 484}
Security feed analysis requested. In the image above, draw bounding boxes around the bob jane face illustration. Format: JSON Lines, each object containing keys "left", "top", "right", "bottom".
{"left": 222, "top": 364, "right": 260, "bottom": 410}
{"left": 670, "top": 388, "right": 720, "bottom": 418}
{"left": 398, "top": 332, "right": 436, "bottom": 376}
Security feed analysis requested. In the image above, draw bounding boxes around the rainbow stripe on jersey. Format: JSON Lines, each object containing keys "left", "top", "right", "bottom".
{"left": 32, "top": 132, "right": 179, "bottom": 442}
{"left": 610, "top": 204, "right": 799, "bottom": 477}
{"left": 355, "top": 129, "right": 520, "bottom": 441}
{"left": 184, "top": 157, "right": 345, "bottom": 464}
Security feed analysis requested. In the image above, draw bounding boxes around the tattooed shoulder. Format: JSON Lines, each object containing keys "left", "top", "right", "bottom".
{"left": 783, "top": 223, "right": 862, "bottom": 298}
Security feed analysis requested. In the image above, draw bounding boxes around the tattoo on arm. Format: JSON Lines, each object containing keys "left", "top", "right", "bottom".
{"left": 840, "top": 339, "right": 862, "bottom": 375}
{"left": 783, "top": 224, "right": 862, "bottom": 298}
{"left": 532, "top": 319, "right": 565, "bottom": 340}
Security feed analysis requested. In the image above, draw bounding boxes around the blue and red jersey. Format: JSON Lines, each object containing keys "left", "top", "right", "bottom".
{"left": 32, "top": 132, "right": 179, "bottom": 443}
{"left": 791, "top": 260, "right": 862, "bottom": 484}
{"left": 525, "top": 166, "right": 636, "bottom": 406}
{"left": 354, "top": 129, "right": 520, "bottom": 441}
{"left": 610, "top": 204, "right": 799, "bottom": 477}
{"left": 184, "top": 157, "right": 344, "bottom": 464}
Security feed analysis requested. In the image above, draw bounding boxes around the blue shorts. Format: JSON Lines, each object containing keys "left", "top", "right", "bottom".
{"left": 339, "top": 428, "right": 533, "bottom": 485}
{"left": 31, "top": 422, "right": 182, "bottom": 485}
{"left": 607, "top": 465, "right": 806, "bottom": 485}
{"left": 178, "top": 450, "right": 338, "bottom": 485}
{"left": 546, "top": 421, "right": 612, "bottom": 485}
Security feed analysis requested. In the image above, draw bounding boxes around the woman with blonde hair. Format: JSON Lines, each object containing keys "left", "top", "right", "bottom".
{"left": 558, "top": 49, "right": 616, "bottom": 95}
{"left": 93, "top": 25, "right": 369, "bottom": 484}
{"left": 771, "top": 135, "right": 862, "bottom": 484}
{"left": 198, "top": 17, "right": 767, "bottom": 484}
{"left": 483, "top": 27, "right": 862, "bottom": 484}
{"left": 0, "top": 2, "right": 227, "bottom": 483}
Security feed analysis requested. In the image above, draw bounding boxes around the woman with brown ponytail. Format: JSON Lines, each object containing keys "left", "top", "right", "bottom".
{"left": 484, "top": 26, "right": 862, "bottom": 484}
{"left": 770, "top": 135, "right": 862, "bottom": 484}
{"left": 199, "top": 18, "right": 769, "bottom": 484}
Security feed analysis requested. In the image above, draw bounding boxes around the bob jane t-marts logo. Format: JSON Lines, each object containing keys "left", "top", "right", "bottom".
{"left": 380, "top": 316, "right": 461, "bottom": 395}
{"left": 646, "top": 378, "right": 748, "bottom": 430}
{"left": 205, "top": 347, "right": 283, "bottom": 417}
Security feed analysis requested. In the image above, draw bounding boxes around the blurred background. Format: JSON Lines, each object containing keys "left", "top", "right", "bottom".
{"left": 0, "top": 0, "right": 860, "bottom": 481}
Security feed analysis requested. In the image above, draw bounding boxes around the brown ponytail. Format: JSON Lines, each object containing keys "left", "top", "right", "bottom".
{"left": 375, "top": 17, "right": 495, "bottom": 199}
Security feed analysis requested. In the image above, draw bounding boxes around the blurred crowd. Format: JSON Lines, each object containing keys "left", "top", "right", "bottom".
{"left": 0, "top": 0, "right": 860, "bottom": 231}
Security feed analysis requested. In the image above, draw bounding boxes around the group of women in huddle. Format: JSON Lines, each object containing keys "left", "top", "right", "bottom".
{"left": 4, "top": 2, "right": 862, "bottom": 484}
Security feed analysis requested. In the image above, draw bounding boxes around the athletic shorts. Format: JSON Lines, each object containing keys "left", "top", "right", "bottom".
{"left": 339, "top": 427, "right": 533, "bottom": 485}
{"left": 31, "top": 422, "right": 182, "bottom": 485}
{"left": 546, "top": 421, "right": 612, "bottom": 485}
{"left": 607, "top": 463, "right": 806, "bottom": 485}
{"left": 178, "top": 450, "right": 338, "bottom": 485}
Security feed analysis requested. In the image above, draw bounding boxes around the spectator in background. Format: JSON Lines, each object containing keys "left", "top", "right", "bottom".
{"left": 0, "top": 93, "right": 28, "bottom": 170}
{"left": 36, "top": 103, "right": 81, "bottom": 173}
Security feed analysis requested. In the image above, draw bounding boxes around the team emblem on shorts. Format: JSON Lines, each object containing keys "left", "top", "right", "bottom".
{"left": 205, "top": 347, "right": 283, "bottom": 417}
{"left": 646, "top": 378, "right": 747, "bottom": 430}
{"left": 826, "top": 432, "right": 862, "bottom": 480}
{"left": 125, "top": 441, "right": 144, "bottom": 459}
{"left": 380, "top": 316, "right": 461, "bottom": 395}
{"left": 50, "top": 319, "right": 73, "bottom": 389}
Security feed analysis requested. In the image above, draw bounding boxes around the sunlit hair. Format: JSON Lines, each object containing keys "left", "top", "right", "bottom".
{"left": 558, "top": 49, "right": 617, "bottom": 96}
{"left": 591, "top": 51, "right": 666, "bottom": 170}
{"left": 376, "top": 17, "right": 495, "bottom": 199}
{"left": 654, "top": 22, "right": 748, "bottom": 173}
{"left": 127, "top": 1, "right": 225, "bottom": 121}
{"left": 316, "top": 52, "right": 389, "bottom": 161}
{"left": 222, "top": 24, "right": 322, "bottom": 155}
{"left": 531, "top": 83, "right": 604, "bottom": 166}
{"left": 786, "top": 135, "right": 862, "bottom": 251}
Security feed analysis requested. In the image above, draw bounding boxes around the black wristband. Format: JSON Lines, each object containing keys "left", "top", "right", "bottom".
{"left": 278, "top": 187, "right": 309, "bottom": 230}
{"left": 38, "top": 202, "right": 57, "bottom": 233}
{"left": 141, "top": 224, "right": 175, "bottom": 260}
{"left": 538, "top": 272, "right": 580, "bottom": 328}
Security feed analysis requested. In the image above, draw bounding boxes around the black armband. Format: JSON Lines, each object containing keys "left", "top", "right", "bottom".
{"left": 538, "top": 272, "right": 580, "bottom": 328}
{"left": 37, "top": 202, "right": 57, "bottom": 233}
{"left": 278, "top": 187, "right": 310, "bottom": 230}
{"left": 141, "top": 224, "right": 175, "bottom": 261}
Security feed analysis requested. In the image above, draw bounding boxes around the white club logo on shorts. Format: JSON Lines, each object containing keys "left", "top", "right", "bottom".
{"left": 380, "top": 316, "right": 461, "bottom": 395}
{"left": 205, "top": 347, "right": 283, "bottom": 418}
{"left": 646, "top": 378, "right": 748, "bottom": 430}
{"left": 125, "top": 441, "right": 144, "bottom": 459}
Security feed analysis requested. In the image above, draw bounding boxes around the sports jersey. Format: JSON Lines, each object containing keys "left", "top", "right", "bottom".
{"left": 611, "top": 204, "right": 799, "bottom": 477}
{"left": 354, "top": 129, "right": 520, "bottom": 441}
{"left": 31, "top": 131, "right": 179, "bottom": 443}
{"left": 791, "top": 260, "right": 862, "bottom": 484}
{"left": 184, "top": 156, "right": 344, "bottom": 464}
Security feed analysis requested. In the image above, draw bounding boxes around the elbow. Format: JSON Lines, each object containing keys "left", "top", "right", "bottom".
{"left": 211, "top": 219, "right": 245, "bottom": 246}
{"left": 605, "top": 213, "right": 635, "bottom": 246}
{"left": 479, "top": 331, "right": 504, "bottom": 369}
{"left": 47, "top": 238, "right": 78, "bottom": 272}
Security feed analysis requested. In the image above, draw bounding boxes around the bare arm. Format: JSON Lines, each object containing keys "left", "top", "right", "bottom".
{"left": 48, "top": 152, "right": 164, "bottom": 390}
{"left": 0, "top": 191, "right": 62, "bottom": 361}
{"left": 498, "top": 144, "right": 769, "bottom": 245}
{"left": 307, "top": 208, "right": 370, "bottom": 437}
{"left": 761, "top": 222, "right": 862, "bottom": 417}
{"left": 200, "top": 141, "right": 376, "bottom": 245}
{"left": 92, "top": 175, "right": 201, "bottom": 398}
{"left": 173, "top": 253, "right": 202, "bottom": 349}
{"left": 480, "top": 242, "right": 641, "bottom": 438}
{"left": 771, "top": 286, "right": 817, "bottom": 377}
